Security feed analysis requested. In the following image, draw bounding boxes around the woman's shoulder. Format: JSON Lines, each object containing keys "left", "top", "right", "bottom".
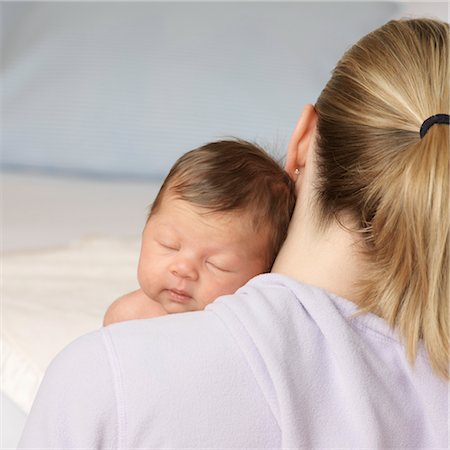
{"left": 19, "top": 327, "right": 118, "bottom": 448}
{"left": 208, "top": 273, "right": 359, "bottom": 330}
{"left": 211, "top": 272, "right": 397, "bottom": 342}
{"left": 65, "top": 312, "right": 280, "bottom": 448}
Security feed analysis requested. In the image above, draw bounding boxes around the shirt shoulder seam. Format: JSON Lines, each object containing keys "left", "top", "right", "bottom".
{"left": 102, "top": 327, "right": 127, "bottom": 450}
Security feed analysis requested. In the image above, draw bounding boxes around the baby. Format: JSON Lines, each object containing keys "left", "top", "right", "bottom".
{"left": 103, "top": 139, "right": 296, "bottom": 325}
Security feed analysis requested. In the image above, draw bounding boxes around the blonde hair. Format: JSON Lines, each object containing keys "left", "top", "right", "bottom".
{"left": 150, "top": 139, "right": 296, "bottom": 270}
{"left": 315, "top": 19, "right": 449, "bottom": 379}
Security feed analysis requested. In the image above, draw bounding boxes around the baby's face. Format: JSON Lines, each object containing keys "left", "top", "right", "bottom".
{"left": 138, "top": 196, "right": 268, "bottom": 313}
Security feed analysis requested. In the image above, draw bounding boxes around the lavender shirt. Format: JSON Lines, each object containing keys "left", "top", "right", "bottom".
{"left": 19, "top": 274, "right": 448, "bottom": 448}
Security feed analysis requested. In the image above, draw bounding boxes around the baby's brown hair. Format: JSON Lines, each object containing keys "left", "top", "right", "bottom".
{"left": 150, "top": 139, "right": 296, "bottom": 269}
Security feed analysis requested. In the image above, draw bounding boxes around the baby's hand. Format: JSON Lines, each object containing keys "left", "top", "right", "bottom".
{"left": 103, "top": 289, "right": 168, "bottom": 326}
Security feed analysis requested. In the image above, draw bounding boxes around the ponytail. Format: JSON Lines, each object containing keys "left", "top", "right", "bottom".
{"left": 315, "top": 19, "right": 449, "bottom": 379}
{"left": 361, "top": 126, "right": 449, "bottom": 378}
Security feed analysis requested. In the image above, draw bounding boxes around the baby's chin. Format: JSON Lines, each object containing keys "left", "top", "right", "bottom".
{"left": 162, "top": 301, "right": 202, "bottom": 314}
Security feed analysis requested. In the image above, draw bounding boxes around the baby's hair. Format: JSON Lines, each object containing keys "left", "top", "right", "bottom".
{"left": 315, "top": 19, "right": 449, "bottom": 379}
{"left": 150, "top": 139, "right": 296, "bottom": 269}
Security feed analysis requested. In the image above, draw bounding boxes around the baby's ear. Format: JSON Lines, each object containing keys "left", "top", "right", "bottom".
{"left": 285, "top": 104, "right": 317, "bottom": 179}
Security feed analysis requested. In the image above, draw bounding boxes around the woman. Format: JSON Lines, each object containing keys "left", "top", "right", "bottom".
{"left": 19, "top": 18, "right": 448, "bottom": 448}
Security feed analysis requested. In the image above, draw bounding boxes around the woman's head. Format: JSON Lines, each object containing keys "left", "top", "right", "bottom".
{"left": 294, "top": 19, "right": 449, "bottom": 378}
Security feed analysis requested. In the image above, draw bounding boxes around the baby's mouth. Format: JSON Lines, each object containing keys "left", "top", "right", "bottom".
{"left": 168, "top": 289, "right": 192, "bottom": 303}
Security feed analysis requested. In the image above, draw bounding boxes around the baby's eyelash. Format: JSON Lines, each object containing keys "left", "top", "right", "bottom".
{"left": 206, "top": 261, "right": 231, "bottom": 273}
{"left": 159, "top": 241, "right": 179, "bottom": 250}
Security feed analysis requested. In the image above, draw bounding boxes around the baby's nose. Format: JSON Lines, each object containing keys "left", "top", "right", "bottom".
{"left": 170, "top": 258, "right": 198, "bottom": 280}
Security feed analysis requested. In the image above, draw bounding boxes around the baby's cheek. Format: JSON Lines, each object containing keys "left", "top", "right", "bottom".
{"left": 209, "top": 278, "right": 242, "bottom": 302}
{"left": 137, "top": 260, "right": 155, "bottom": 295}
{"left": 198, "top": 283, "right": 226, "bottom": 308}
{"left": 136, "top": 262, "right": 145, "bottom": 286}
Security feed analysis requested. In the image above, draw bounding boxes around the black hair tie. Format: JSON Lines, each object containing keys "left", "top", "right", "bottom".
{"left": 419, "top": 114, "right": 450, "bottom": 139}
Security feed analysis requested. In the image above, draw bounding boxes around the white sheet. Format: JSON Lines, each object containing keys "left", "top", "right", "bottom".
{"left": 2, "top": 172, "right": 161, "bottom": 447}
{"left": 3, "top": 236, "right": 142, "bottom": 413}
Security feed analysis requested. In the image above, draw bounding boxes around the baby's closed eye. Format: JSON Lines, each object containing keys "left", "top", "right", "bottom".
{"left": 206, "top": 260, "right": 233, "bottom": 273}
{"left": 157, "top": 240, "right": 180, "bottom": 251}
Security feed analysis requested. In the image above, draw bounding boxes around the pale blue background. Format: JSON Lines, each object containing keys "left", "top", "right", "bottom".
{"left": 1, "top": 1, "right": 405, "bottom": 180}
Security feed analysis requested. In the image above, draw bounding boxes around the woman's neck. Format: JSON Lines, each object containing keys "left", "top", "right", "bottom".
{"left": 272, "top": 205, "right": 366, "bottom": 303}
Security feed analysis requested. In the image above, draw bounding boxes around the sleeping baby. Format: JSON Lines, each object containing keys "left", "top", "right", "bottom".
{"left": 103, "top": 139, "right": 295, "bottom": 325}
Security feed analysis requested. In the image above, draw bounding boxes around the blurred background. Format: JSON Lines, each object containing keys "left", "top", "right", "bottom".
{"left": 1, "top": 2, "right": 448, "bottom": 448}
{"left": 1, "top": 1, "right": 448, "bottom": 250}
{"left": 0, "top": 1, "right": 409, "bottom": 178}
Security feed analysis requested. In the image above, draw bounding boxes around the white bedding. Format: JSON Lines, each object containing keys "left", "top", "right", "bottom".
{"left": 2, "top": 172, "right": 161, "bottom": 447}
{"left": 3, "top": 237, "right": 140, "bottom": 413}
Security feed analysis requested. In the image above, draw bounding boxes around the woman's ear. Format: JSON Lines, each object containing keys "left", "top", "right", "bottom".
{"left": 285, "top": 104, "right": 318, "bottom": 180}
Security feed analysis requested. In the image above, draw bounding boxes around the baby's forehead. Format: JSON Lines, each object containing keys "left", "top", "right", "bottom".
{"left": 196, "top": 205, "right": 272, "bottom": 239}
{"left": 155, "top": 194, "right": 261, "bottom": 225}
{"left": 199, "top": 208, "right": 272, "bottom": 253}
{"left": 153, "top": 199, "right": 270, "bottom": 243}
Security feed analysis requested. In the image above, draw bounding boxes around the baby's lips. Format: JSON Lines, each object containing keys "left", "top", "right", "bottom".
{"left": 168, "top": 288, "right": 192, "bottom": 303}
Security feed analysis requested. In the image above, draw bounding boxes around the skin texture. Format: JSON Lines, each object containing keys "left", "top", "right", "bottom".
{"left": 103, "top": 196, "right": 268, "bottom": 325}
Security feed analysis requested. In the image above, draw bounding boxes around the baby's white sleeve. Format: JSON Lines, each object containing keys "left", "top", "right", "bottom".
{"left": 18, "top": 329, "right": 118, "bottom": 449}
